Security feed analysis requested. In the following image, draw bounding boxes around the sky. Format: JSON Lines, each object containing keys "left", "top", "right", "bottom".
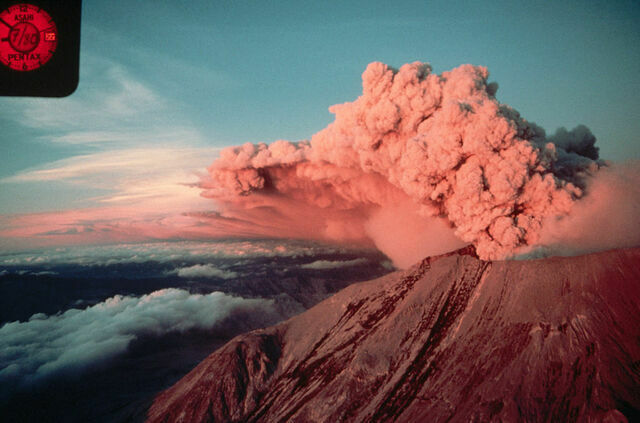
{"left": 0, "top": 0, "right": 639, "bottom": 251}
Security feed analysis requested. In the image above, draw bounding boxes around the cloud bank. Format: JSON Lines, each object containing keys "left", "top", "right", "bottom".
{"left": 0, "top": 240, "right": 354, "bottom": 267}
{"left": 172, "top": 264, "right": 238, "bottom": 279}
{"left": 300, "top": 258, "right": 368, "bottom": 270}
{"left": 0, "top": 288, "right": 277, "bottom": 391}
{"left": 201, "top": 61, "right": 636, "bottom": 265}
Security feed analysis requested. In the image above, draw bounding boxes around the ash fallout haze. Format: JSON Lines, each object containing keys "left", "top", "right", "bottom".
{"left": 0, "top": 1, "right": 639, "bottom": 422}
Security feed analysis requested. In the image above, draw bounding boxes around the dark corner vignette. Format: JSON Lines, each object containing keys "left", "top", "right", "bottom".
{"left": 0, "top": 0, "right": 81, "bottom": 97}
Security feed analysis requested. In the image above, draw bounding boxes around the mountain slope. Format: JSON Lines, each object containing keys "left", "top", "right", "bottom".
{"left": 147, "top": 247, "right": 640, "bottom": 422}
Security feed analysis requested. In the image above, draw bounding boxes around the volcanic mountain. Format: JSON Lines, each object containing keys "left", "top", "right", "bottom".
{"left": 147, "top": 246, "right": 640, "bottom": 422}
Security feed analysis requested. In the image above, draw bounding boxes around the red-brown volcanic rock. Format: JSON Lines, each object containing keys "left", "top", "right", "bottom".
{"left": 147, "top": 246, "right": 640, "bottom": 422}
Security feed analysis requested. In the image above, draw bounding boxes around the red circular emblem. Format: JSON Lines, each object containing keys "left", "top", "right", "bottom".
{"left": 0, "top": 3, "right": 58, "bottom": 71}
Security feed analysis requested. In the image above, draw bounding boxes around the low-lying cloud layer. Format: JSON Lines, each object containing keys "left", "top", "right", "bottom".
{"left": 201, "top": 61, "right": 639, "bottom": 265}
{"left": 172, "top": 264, "right": 238, "bottom": 279}
{"left": 0, "top": 288, "right": 277, "bottom": 391}
{"left": 300, "top": 258, "right": 368, "bottom": 270}
{"left": 0, "top": 240, "right": 354, "bottom": 267}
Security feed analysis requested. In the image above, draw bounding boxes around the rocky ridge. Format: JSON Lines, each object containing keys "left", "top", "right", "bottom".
{"left": 147, "top": 246, "right": 640, "bottom": 422}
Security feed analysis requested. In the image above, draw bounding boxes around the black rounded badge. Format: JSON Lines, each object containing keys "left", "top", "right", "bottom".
{"left": 0, "top": 0, "right": 81, "bottom": 97}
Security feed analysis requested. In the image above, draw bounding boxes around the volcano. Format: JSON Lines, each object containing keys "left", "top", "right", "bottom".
{"left": 147, "top": 246, "right": 640, "bottom": 422}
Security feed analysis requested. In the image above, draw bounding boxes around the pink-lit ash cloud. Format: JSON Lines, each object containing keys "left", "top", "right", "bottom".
{"left": 2, "top": 61, "right": 638, "bottom": 266}
{"left": 201, "top": 61, "right": 639, "bottom": 266}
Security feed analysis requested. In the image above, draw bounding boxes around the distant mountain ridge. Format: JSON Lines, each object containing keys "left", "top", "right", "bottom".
{"left": 147, "top": 246, "right": 640, "bottom": 422}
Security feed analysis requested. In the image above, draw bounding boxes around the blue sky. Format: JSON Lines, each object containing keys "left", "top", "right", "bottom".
{"left": 0, "top": 0, "right": 638, "bottom": 242}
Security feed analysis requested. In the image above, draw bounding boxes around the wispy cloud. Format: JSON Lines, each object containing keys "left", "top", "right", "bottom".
{"left": 46, "top": 127, "right": 205, "bottom": 147}
{"left": 0, "top": 56, "right": 227, "bottom": 249}
{"left": 6, "top": 57, "right": 168, "bottom": 134}
{"left": 3, "top": 147, "right": 219, "bottom": 210}
{"left": 4, "top": 147, "right": 213, "bottom": 184}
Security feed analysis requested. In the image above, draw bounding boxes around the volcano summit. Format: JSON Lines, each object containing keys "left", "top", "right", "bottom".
{"left": 147, "top": 246, "right": 640, "bottom": 422}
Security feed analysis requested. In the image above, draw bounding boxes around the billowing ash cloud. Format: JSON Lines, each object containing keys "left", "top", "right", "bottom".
{"left": 531, "top": 161, "right": 640, "bottom": 257}
{"left": 0, "top": 289, "right": 278, "bottom": 390}
{"left": 201, "top": 61, "right": 637, "bottom": 265}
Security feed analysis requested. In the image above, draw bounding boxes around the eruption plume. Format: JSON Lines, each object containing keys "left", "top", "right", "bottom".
{"left": 201, "top": 61, "right": 635, "bottom": 266}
